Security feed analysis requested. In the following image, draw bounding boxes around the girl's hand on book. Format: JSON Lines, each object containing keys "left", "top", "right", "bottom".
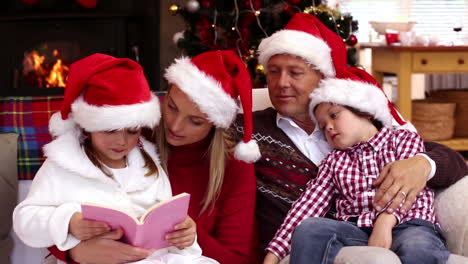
{"left": 69, "top": 212, "right": 110, "bottom": 240}
{"left": 166, "top": 216, "right": 196, "bottom": 249}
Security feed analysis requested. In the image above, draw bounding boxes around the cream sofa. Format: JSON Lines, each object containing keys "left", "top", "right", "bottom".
{"left": 2, "top": 88, "right": 468, "bottom": 264}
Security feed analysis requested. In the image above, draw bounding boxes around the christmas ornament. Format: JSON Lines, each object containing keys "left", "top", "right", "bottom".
{"left": 169, "top": 4, "right": 181, "bottom": 16}
{"left": 283, "top": 6, "right": 298, "bottom": 16}
{"left": 173, "top": 31, "right": 185, "bottom": 44}
{"left": 347, "top": 34, "right": 358, "bottom": 46}
{"left": 255, "top": 64, "right": 265, "bottom": 74}
{"left": 288, "top": 0, "right": 301, "bottom": 4}
{"left": 201, "top": 0, "right": 212, "bottom": 8}
{"left": 75, "top": 0, "right": 97, "bottom": 8}
{"left": 186, "top": 0, "right": 200, "bottom": 13}
{"left": 21, "top": 0, "right": 39, "bottom": 5}
{"left": 240, "top": 12, "right": 256, "bottom": 27}
{"left": 251, "top": 0, "right": 261, "bottom": 10}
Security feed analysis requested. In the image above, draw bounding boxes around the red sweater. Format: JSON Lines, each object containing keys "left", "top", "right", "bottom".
{"left": 49, "top": 137, "right": 259, "bottom": 264}
{"left": 168, "top": 138, "right": 259, "bottom": 264}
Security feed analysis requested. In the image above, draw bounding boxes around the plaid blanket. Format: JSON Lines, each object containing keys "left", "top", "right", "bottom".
{"left": 0, "top": 96, "right": 63, "bottom": 180}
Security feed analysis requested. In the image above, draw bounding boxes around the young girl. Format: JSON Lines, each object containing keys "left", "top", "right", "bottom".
{"left": 263, "top": 78, "right": 450, "bottom": 264}
{"left": 13, "top": 53, "right": 218, "bottom": 264}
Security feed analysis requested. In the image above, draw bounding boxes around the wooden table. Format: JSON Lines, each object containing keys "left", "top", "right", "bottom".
{"left": 361, "top": 44, "right": 468, "bottom": 150}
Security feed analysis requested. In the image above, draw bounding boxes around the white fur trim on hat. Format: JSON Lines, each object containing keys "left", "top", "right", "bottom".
{"left": 258, "top": 29, "right": 335, "bottom": 77}
{"left": 234, "top": 140, "right": 261, "bottom": 163}
{"left": 49, "top": 111, "right": 80, "bottom": 137}
{"left": 50, "top": 94, "right": 161, "bottom": 134}
{"left": 309, "top": 78, "right": 393, "bottom": 127}
{"left": 164, "top": 57, "right": 238, "bottom": 128}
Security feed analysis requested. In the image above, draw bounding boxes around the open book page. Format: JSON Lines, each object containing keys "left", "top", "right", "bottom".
{"left": 137, "top": 193, "right": 191, "bottom": 249}
{"left": 81, "top": 192, "right": 190, "bottom": 250}
{"left": 81, "top": 204, "right": 138, "bottom": 241}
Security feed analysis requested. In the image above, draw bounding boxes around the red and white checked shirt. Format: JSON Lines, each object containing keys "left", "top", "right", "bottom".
{"left": 267, "top": 127, "right": 436, "bottom": 259}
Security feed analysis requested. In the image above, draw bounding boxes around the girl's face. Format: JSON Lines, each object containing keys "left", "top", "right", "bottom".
{"left": 90, "top": 128, "right": 141, "bottom": 168}
{"left": 314, "top": 103, "right": 377, "bottom": 150}
{"left": 162, "top": 84, "right": 214, "bottom": 147}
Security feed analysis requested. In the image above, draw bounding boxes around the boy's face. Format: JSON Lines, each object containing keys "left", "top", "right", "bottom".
{"left": 314, "top": 103, "right": 377, "bottom": 150}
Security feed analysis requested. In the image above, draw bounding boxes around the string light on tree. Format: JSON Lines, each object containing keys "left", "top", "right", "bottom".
{"left": 169, "top": 4, "right": 180, "bottom": 16}
{"left": 185, "top": 0, "right": 200, "bottom": 13}
{"left": 173, "top": 31, "right": 185, "bottom": 45}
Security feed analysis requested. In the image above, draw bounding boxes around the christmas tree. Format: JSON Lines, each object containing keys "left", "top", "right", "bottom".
{"left": 169, "top": 0, "right": 358, "bottom": 87}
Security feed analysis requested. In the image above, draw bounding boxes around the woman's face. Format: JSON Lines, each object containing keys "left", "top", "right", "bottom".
{"left": 162, "top": 84, "right": 214, "bottom": 146}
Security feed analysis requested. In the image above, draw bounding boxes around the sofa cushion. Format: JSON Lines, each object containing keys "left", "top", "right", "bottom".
{"left": 0, "top": 133, "right": 19, "bottom": 264}
{"left": 436, "top": 175, "right": 468, "bottom": 256}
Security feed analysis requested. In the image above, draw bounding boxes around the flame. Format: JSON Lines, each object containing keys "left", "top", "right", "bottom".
{"left": 46, "top": 59, "right": 69, "bottom": 87}
{"left": 22, "top": 49, "right": 69, "bottom": 88}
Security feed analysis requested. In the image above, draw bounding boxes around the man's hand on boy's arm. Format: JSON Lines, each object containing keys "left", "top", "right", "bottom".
{"left": 368, "top": 213, "right": 397, "bottom": 249}
{"left": 263, "top": 252, "right": 280, "bottom": 264}
{"left": 69, "top": 212, "right": 110, "bottom": 240}
{"left": 373, "top": 155, "right": 429, "bottom": 214}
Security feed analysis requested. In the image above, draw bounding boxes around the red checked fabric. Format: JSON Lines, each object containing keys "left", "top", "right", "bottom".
{"left": 0, "top": 96, "right": 63, "bottom": 180}
{"left": 267, "top": 127, "right": 436, "bottom": 259}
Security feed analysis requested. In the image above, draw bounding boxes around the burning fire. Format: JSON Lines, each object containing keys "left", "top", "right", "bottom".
{"left": 22, "top": 49, "right": 69, "bottom": 88}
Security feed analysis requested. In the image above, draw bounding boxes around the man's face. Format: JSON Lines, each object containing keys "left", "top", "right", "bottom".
{"left": 266, "top": 54, "right": 323, "bottom": 120}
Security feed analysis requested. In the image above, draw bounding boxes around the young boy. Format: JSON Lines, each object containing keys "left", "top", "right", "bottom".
{"left": 263, "top": 78, "right": 449, "bottom": 264}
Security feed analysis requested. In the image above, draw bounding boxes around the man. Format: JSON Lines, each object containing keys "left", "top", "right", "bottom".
{"left": 233, "top": 13, "right": 468, "bottom": 262}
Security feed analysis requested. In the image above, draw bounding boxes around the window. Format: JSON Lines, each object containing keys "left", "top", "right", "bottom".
{"left": 340, "top": 0, "right": 468, "bottom": 44}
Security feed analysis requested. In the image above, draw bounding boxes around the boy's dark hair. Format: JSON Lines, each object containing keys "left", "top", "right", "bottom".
{"left": 343, "top": 105, "right": 384, "bottom": 130}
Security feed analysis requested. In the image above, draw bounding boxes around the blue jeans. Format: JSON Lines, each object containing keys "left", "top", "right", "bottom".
{"left": 290, "top": 217, "right": 450, "bottom": 264}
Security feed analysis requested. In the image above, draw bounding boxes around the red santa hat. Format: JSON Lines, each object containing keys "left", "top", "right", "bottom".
{"left": 164, "top": 50, "right": 260, "bottom": 163}
{"left": 258, "top": 12, "right": 407, "bottom": 126}
{"left": 49, "top": 53, "right": 160, "bottom": 136}
{"left": 309, "top": 78, "right": 393, "bottom": 127}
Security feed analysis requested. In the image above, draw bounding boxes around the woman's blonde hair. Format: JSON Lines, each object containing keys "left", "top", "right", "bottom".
{"left": 155, "top": 122, "right": 235, "bottom": 214}
{"left": 82, "top": 131, "right": 159, "bottom": 178}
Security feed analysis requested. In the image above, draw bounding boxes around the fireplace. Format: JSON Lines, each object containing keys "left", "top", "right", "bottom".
{"left": 0, "top": 0, "right": 160, "bottom": 96}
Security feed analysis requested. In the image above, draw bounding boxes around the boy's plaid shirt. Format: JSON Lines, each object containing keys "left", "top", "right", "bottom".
{"left": 267, "top": 127, "right": 436, "bottom": 259}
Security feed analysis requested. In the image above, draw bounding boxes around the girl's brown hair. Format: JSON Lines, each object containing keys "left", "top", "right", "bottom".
{"left": 82, "top": 131, "right": 159, "bottom": 178}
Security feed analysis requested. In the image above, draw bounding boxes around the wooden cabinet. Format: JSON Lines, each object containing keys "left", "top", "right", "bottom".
{"left": 361, "top": 44, "right": 468, "bottom": 150}
{"left": 412, "top": 52, "right": 468, "bottom": 72}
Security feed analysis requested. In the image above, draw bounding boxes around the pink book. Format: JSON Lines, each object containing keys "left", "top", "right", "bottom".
{"left": 81, "top": 192, "right": 190, "bottom": 250}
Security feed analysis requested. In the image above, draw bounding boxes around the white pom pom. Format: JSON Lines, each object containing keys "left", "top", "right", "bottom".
{"left": 185, "top": 0, "right": 200, "bottom": 12}
{"left": 173, "top": 31, "right": 185, "bottom": 45}
{"left": 234, "top": 140, "right": 261, "bottom": 163}
{"left": 49, "top": 112, "right": 78, "bottom": 137}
